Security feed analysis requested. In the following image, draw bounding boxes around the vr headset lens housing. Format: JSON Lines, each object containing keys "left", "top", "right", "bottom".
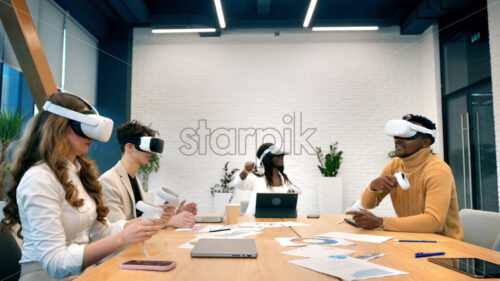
{"left": 119, "top": 136, "right": 164, "bottom": 153}
{"left": 384, "top": 119, "right": 436, "bottom": 140}
{"left": 138, "top": 137, "right": 164, "bottom": 153}
{"left": 43, "top": 101, "right": 114, "bottom": 142}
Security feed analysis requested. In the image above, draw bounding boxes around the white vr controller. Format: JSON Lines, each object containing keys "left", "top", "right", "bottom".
{"left": 154, "top": 187, "right": 180, "bottom": 207}
{"left": 395, "top": 172, "right": 410, "bottom": 190}
{"left": 345, "top": 199, "right": 362, "bottom": 213}
{"left": 136, "top": 201, "right": 163, "bottom": 222}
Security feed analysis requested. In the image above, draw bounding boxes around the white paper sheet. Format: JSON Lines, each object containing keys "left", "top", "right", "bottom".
{"left": 317, "top": 232, "right": 394, "bottom": 243}
{"left": 275, "top": 237, "right": 355, "bottom": 247}
{"left": 175, "top": 224, "right": 222, "bottom": 232}
{"left": 281, "top": 245, "right": 356, "bottom": 258}
{"left": 290, "top": 257, "right": 407, "bottom": 281}
{"left": 238, "top": 222, "right": 309, "bottom": 228}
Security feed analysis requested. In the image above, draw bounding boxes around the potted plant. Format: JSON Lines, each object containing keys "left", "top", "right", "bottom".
{"left": 210, "top": 162, "right": 239, "bottom": 213}
{"left": 315, "top": 142, "right": 343, "bottom": 214}
{"left": 0, "top": 109, "right": 26, "bottom": 202}
{"left": 138, "top": 153, "right": 160, "bottom": 202}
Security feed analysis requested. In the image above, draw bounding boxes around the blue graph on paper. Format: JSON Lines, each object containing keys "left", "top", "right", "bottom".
{"left": 352, "top": 268, "right": 392, "bottom": 278}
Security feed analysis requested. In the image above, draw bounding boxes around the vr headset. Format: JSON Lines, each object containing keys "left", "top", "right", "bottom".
{"left": 255, "top": 143, "right": 288, "bottom": 175}
{"left": 43, "top": 100, "right": 113, "bottom": 142}
{"left": 384, "top": 120, "right": 436, "bottom": 140}
{"left": 118, "top": 136, "right": 164, "bottom": 153}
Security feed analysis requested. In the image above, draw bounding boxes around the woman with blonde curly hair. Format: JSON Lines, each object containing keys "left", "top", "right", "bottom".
{"left": 1, "top": 93, "right": 160, "bottom": 280}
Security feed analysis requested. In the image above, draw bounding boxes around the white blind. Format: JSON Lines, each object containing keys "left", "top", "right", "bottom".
{"left": 0, "top": 21, "right": 5, "bottom": 63}
{"left": 37, "top": 0, "right": 64, "bottom": 88}
{"left": 64, "top": 17, "right": 98, "bottom": 104}
{"left": 0, "top": 0, "right": 40, "bottom": 69}
{"left": 2, "top": 24, "right": 20, "bottom": 70}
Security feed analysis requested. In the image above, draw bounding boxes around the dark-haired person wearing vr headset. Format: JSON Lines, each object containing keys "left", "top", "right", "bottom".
{"left": 347, "top": 114, "right": 464, "bottom": 240}
{"left": 233, "top": 142, "right": 302, "bottom": 215}
{"left": 99, "top": 120, "right": 198, "bottom": 228}
{"left": 1, "top": 93, "right": 159, "bottom": 280}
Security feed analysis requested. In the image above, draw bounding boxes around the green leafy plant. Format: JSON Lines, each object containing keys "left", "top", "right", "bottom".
{"left": 387, "top": 150, "right": 397, "bottom": 159}
{"left": 137, "top": 153, "right": 160, "bottom": 192}
{"left": 316, "top": 142, "right": 343, "bottom": 177}
{"left": 210, "top": 162, "right": 239, "bottom": 195}
{"left": 0, "top": 109, "right": 26, "bottom": 200}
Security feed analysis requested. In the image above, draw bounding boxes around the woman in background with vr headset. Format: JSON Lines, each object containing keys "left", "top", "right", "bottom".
{"left": 233, "top": 143, "right": 301, "bottom": 214}
{"left": 1, "top": 93, "right": 160, "bottom": 280}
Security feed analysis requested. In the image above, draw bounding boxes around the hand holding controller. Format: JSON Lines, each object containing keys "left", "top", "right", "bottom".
{"left": 395, "top": 172, "right": 410, "bottom": 190}
{"left": 137, "top": 201, "right": 164, "bottom": 222}
{"left": 154, "top": 187, "right": 180, "bottom": 207}
{"left": 345, "top": 200, "right": 362, "bottom": 213}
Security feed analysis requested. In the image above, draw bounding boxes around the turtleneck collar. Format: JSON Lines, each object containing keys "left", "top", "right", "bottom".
{"left": 400, "top": 147, "right": 431, "bottom": 171}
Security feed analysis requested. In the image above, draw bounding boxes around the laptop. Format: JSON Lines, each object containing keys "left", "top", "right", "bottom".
{"left": 194, "top": 215, "right": 223, "bottom": 223}
{"left": 254, "top": 193, "right": 298, "bottom": 218}
{"left": 191, "top": 238, "right": 258, "bottom": 258}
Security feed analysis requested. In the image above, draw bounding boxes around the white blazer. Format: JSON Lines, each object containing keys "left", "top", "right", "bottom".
{"left": 17, "top": 160, "right": 125, "bottom": 279}
{"left": 99, "top": 160, "right": 146, "bottom": 222}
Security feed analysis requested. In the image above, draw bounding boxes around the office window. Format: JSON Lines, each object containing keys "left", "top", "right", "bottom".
{"left": 0, "top": 0, "right": 98, "bottom": 110}
{"left": 0, "top": 63, "right": 35, "bottom": 118}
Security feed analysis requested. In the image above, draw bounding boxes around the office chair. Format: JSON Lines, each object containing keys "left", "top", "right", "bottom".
{"left": 459, "top": 209, "right": 500, "bottom": 251}
{"left": 0, "top": 229, "right": 22, "bottom": 280}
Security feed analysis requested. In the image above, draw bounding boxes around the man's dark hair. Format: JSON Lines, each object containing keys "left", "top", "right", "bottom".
{"left": 402, "top": 114, "right": 436, "bottom": 144}
{"left": 116, "top": 120, "right": 158, "bottom": 153}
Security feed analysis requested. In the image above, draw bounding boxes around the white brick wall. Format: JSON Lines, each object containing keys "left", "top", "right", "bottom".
{"left": 488, "top": 0, "right": 500, "bottom": 211}
{"left": 131, "top": 26, "right": 442, "bottom": 215}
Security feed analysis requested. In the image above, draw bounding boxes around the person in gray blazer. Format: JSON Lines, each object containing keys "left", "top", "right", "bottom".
{"left": 99, "top": 120, "right": 197, "bottom": 227}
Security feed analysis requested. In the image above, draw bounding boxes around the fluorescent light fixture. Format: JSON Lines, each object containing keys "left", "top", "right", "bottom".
{"left": 312, "top": 26, "right": 379, "bottom": 31}
{"left": 152, "top": 28, "right": 217, "bottom": 34}
{"left": 214, "top": 0, "right": 226, "bottom": 29}
{"left": 303, "top": 0, "right": 318, "bottom": 27}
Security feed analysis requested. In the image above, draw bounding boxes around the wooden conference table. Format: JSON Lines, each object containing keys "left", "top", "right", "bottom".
{"left": 76, "top": 214, "right": 500, "bottom": 281}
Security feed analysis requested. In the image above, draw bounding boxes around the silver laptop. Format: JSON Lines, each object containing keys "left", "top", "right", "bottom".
{"left": 194, "top": 215, "right": 223, "bottom": 223}
{"left": 191, "top": 238, "right": 258, "bottom": 258}
{"left": 195, "top": 190, "right": 235, "bottom": 223}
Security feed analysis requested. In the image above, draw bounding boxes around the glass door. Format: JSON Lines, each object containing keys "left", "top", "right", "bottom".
{"left": 444, "top": 80, "right": 498, "bottom": 211}
{"left": 469, "top": 81, "right": 498, "bottom": 211}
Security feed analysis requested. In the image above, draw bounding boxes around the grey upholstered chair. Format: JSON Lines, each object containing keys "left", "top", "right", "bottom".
{"left": 459, "top": 209, "right": 500, "bottom": 251}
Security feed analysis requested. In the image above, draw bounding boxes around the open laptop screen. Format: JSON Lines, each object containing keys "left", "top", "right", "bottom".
{"left": 255, "top": 193, "right": 298, "bottom": 218}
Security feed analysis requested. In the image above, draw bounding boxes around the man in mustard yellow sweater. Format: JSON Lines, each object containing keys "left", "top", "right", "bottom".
{"left": 347, "top": 114, "right": 464, "bottom": 240}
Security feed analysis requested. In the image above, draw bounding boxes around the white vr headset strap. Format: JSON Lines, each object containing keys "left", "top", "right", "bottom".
{"left": 407, "top": 122, "right": 437, "bottom": 138}
{"left": 43, "top": 101, "right": 99, "bottom": 127}
{"left": 255, "top": 145, "right": 275, "bottom": 174}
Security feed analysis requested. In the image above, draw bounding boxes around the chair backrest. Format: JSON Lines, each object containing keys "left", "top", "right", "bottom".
{"left": 0, "top": 229, "right": 22, "bottom": 280}
{"left": 459, "top": 209, "right": 500, "bottom": 250}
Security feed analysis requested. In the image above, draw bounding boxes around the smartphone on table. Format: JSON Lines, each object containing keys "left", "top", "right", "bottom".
{"left": 344, "top": 217, "right": 359, "bottom": 227}
{"left": 120, "top": 260, "right": 176, "bottom": 271}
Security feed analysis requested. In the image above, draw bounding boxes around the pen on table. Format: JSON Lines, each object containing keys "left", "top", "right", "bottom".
{"left": 209, "top": 228, "right": 231, "bottom": 233}
{"left": 396, "top": 239, "right": 438, "bottom": 243}
{"left": 414, "top": 251, "right": 445, "bottom": 258}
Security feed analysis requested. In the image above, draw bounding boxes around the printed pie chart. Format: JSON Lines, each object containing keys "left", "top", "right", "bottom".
{"left": 290, "top": 238, "right": 339, "bottom": 245}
